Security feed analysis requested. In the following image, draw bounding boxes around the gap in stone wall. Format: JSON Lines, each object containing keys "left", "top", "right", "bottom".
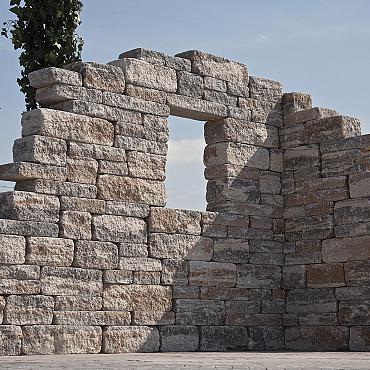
{"left": 166, "top": 116, "right": 206, "bottom": 211}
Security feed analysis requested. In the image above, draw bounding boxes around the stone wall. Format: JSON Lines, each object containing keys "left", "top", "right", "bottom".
{"left": 0, "top": 48, "right": 368, "bottom": 355}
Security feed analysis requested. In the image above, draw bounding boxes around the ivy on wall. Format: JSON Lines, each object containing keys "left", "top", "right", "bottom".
{"left": 2, "top": 0, "right": 84, "bottom": 110}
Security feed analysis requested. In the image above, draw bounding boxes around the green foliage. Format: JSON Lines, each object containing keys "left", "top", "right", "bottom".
{"left": 2, "top": 0, "right": 84, "bottom": 110}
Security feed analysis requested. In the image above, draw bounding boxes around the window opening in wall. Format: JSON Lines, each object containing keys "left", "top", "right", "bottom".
{"left": 166, "top": 116, "right": 206, "bottom": 211}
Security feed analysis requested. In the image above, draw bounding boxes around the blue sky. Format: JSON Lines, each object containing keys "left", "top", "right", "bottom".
{"left": 1, "top": 0, "right": 370, "bottom": 209}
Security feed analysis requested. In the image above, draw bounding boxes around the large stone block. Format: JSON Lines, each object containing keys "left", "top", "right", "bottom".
{"left": 189, "top": 261, "right": 236, "bottom": 287}
{"left": 41, "top": 266, "right": 102, "bottom": 296}
{"left": 249, "top": 76, "right": 282, "bottom": 101}
{"left": 284, "top": 106, "right": 336, "bottom": 125}
{"left": 54, "top": 295, "right": 103, "bottom": 311}
{"left": 177, "top": 71, "right": 204, "bottom": 98}
{"left": 66, "top": 157, "right": 98, "bottom": 185}
{"left": 148, "top": 208, "right": 201, "bottom": 235}
{"left": 0, "top": 219, "right": 59, "bottom": 238}
{"left": 237, "top": 264, "right": 281, "bottom": 289}
{"left": 115, "top": 135, "right": 167, "bottom": 155}
{"left": 97, "top": 175, "right": 166, "bottom": 206}
{"left": 29, "top": 67, "right": 82, "bottom": 88}
{"left": 68, "top": 142, "right": 127, "bottom": 162}
{"left": 103, "top": 326, "right": 159, "bottom": 353}
{"left": 213, "top": 238, "right": 249, "bottom": 263}
{"left": 105, "top": 201, "right": 150, "bottom": 218}
{"left": 54, "top": 311, "right": 131, "bottom": 326}
{"left": 334, "top": 198, "right": 370, "bottom": 226}
{"left": 27, "top": 237, "right": 74, "bottom": 266}
{"left": 4, "top": 295, "right": 54, "bottom": 325}
{"left": 159, "top": 326, "right": 199, "bottom": 352}
{"left": 321, "top": 149, "right": 365, "bottom": 177}
{"left": 149, "top": 233, "right": 212, "bottom": 260}
{"left": 339, "top": 301, "right": 370, "bottom": 325}
{"left": 21, "top": 108, "right": 114, "bottom": 145}
{"left": 345, "top": 261, "right": 370, "bottom": 286}
{"left": 60, "top": 211, "right": 92, "bottom": 240}
{"left": 161, "top": 259, "right": 189, "bottom": 285}
{"left": 281, "top": 92, "right": 312, "bottom": 115}
{"left": 22, "top": 325, "right": 102, "bottom": 355}
{"left": 125, "top": 84, "right": 167, "bottom": 104}
{"left": 249, "top": 327, "right": 285, "bottom": 351}
{"left": 60, "top": 196, "right": 105, "bottom": 214}
{"left": 92, "top": 214, "right": 147, "bottom": 243}
{"left": 132, "top": 311, "right": 175, "bottom": 325}
{"left": 119, "top": 257, "right": 161, "bottom": 272}
{"left": 282, "top": 265, "right": 306, "bottom": 289}
{"left": 127, "top": 151, "right": 166, "bottom": 180}
{"left": 103, "top": 285, "right": 172, "bottom": 311}
{"left": 350, "top": 172, "right": 370, "bottom": 198}
{"left": 306, "top": 263, "right": 345, "bottom": 288}
{"left": 0, "top": 326, "right": 22, "bottom": 356}
{"left": 350, "top": 327, "right": 370, "bottom": 351}
{"left": 0, "top": 235, "right": 25, "bottom": 265}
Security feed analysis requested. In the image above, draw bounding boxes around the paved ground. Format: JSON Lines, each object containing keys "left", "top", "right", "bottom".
{"left": 1, "top": 352, "right": 370, "bottom": 370}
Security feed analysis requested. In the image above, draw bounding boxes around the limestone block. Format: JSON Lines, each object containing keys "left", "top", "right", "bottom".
{"left": 127, "top": 151, "right": 166, "bottom": 180}
{"left": 13, "top": 135, "right": 67, "bottom": 166}
{"left": 285, "top": 326, "right": 348, "bottom": 351}
{"left": 161, "top": 259, "right": 189, "bottom": 285}
{"left": 350, "top": 327, "right": 370, "bottom": 351}
{"left": 103, "top": 285, "right": 172, "bottom": 311}
{"left": 176, "top": 50, "right": 248, "bottom": 84}
{"left": 4, "top": 295, "right": 54, "bottom": 325}
{"left": 205, "top": 119, "right": 278, "bottom": 148}
{"left": 199, "top": 326, "right": 249, "bottom": 351}
{"left": 28, "top": 67, "right": 82, "bottom": 88}
{"left": 189, "top": 261, "right": 236, "bottom": 287}
{"left": 132, "top": 311, "right": 175, "bottom": 325}
{"left": 60, "top": 196, "right": 105, "bottom": 214}
{"left": 177, "top": 71, "right": 204, "bottom": 98}
{"left": 228, "top": 106, "right": 252, "bottom": 121}
{"left": 98, "top": 160, "right": 128, "bottom": 176}
{"left": 148, "top": 207, "right": 201, "bottom": 235}
{"left": 213, "top": 238, "right": 249, "bottom": 263}
{"left": 0, "top": 219, "right": 59, "bottom": 238}
{"left": 284, "top": 106, "right": 337, "bottom": 125}
{"left": 115, "top": 135, "right": 167, "bottom": 155}
{"left": 54, "top": 295, "right": 103, "bottom": 311}
{"left": 204, "top": 90, "right": 237, "bottom": 106}
{"left": 0, "top": 326, "right": 22, "bottom": 356}
{"left": 306, "top": 264, "right": 345, "bottom": 288}
{"left": 149, "top": 233, "right": 213, "bottom": 260}
{"left": 345, "top": 261, "right": 370, "bottom": 286}
{"left": 175, "top": 299, "right": 225, "bottom": 325}
{"left": 16, "top": 179, "right": 97, "bottom": 199}
{"left": 54, "top": 311, "right": 131, "bottom": 326}
{"left": 92, "top": 214, "right": 147, "bottom": 243}
{"left": 60, "top": 211, "right": 92, "bottom": 240}
{"left": 0, "top": 162, "right": 67, "bottom": 182}
{"left": 227, "top": 81, "right": 249, "bottom": 97}
{"left": 68, "top": 142, "right": 127, "bottom": 161}
{"left": 97, "top": 175, "right": 166, "bottom": 206}
{"left": 41, "top": 266, "right": 102, "bottom": 296}
{"left": 350, "top": 172, "right": 370, "bottom": 198}
{"left": 133, "top": 271, "right": 160, "bottom": 284}
{"left": 22, "top": 108, "right": 114, "bottom": 145}
{"left": 22, "top": 325, "right": 102, "bottom": 355}
{"left": 67, "top": 62, "right": 126, "bottom": 93}
{"left": 167, "top": 93, "right": 228, "bottom": 121}
{"left": 110, "top": 58, "right": 177, "bottom": 93}
{"left": 27, "top": 237, "right": 74, "bottom": 266}
{"left": 249, "top": 327, "right": 285, "bottom": 351}
{"left": 204, "top": 142, "right": 269, "bottom": 169}
{"left": 159, "top": 326, "right": 199, "bottom": 352}
{"left": 249, "top": 76, "right": 282, "bottom": 101}
{"left": 103, "top": 270, "right": 133, "bottom": 284}
{"left": 103, "top": 326, "right": 159, "bottom": 353}
{"left": 205, "top": 77, "right": 227, "bottom": 92}
{"left": 237, "top": 264, "right": 281, "bottom": 289}
{"left": 281, "top": 92, "right": 312, "bottom": 115}
{"left": 106, "top": 201, "right": 150, "bottom": 218}
{"left": 0, "top": 235, "right": 26, "bottom": 264}
{"left": 119, "top": 257, "right": 161, "bottom": 272}
{"left": 125, "top": 84, "right": 167, "bottom": 104}
{"left": 74, "top": 240, "right": 119, "bottom": 269}
{"left": 286, "top": 288, "right": 337, "bottom": 313}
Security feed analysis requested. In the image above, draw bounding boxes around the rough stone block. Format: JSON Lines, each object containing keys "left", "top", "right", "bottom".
{"left": 345, "top": 261, "right": 370, "bottom": 286}
{"left": 60, "top": 211, "right": 92, "bottom": 240}
{"left": 27, "top": 237, "right": 74, "bottom": 266}
{"left": 249, "top": 76, "right": 282, "bottom": 101}
{"left": 159, "top": 326, "right": 199, "bottom": 352}
{"left": 350, "top": 172, "right": 370, "bottom": 198}
{"left": 41, "top": 266, "right": 102, "bottom": 296}
{"left": 350, "top": 327, "right": 370, "bottom": 351}
{"left": 189, "top": 261, "right": 236, "bottom": 287}
{"left": 4, "top": 295, "right": 54, "bottom": 325}
{"left": 339, "top": 301, "right": 370, "bottom": 325}
{"left": 127, "top": 151, "right": 166, "bottom": 180}
{"left": 132, "top": 311, "right": 175, "bottom": 326}
{"left": 149, "top": 233, "right": 213, "bottom": 260}
{"left": 213, "top": 238, "right": 249, "bottom": 263}
{"left": 0, "top": 326, "right": 22, "bottom": 355}
{"left": 205, "top": 77, "right": 227, "bottom": 92}
{"left": 103, "top": 285, "right": 172, "bottom": 311}
{"left": 29, "top": 67, "right": 82, "bottom": 88}
{"left": 0, "top": 219, "right": 59, "bottom": 238}
{"left": 125, "top": 84, "right": 167, "bottom": 104}
{"left": 103, "top": 326, "right": 159, "bottom": 353}
{"left": 74, "top": 240, "right": 119, "bottom": 269}
{"left": 92, "top": 214, "right": 146, "bottom": 243}
{"left": 281, "top": 92, "right": 312, "bottom": 115}
{"left": 177, "top": 71, "right": 204, "bottom": 98}
{"left": 249, "top": 327, "right": 285, "bottom": 351}
{"left": 237, "top": 264, "right": 281, "bottom": 289}
{"left": 204, "top": 90, "right": 237, "bottom": 106}
{"left": 54, "top": 311, "right": 131, "bottom": 326}
{"left": 68, "top": 142, "right": 127, "bottom": 162}
{"left": 0, "top": 235, "right": 25, "bottom": 265}
{"left": 282, "top": 265, "right": 306, "bottom": 289}
{"left": 67, "top": 157, "right": 98, "bottom": 185}
{"left": 306, "top": 264, "right": 345, "bottom": 288}
{"left": 199, "top": 326, "right": 249, "bottom": 351}
{"left": 115, "top": 135, "right": 167, "bottom": 155}
{"left": 132, "top": 271, "right": 160, "bottom": 284}
{"left": 161, "top": 259, "right": 189, "bottom": 285}
{"left": 119, "top": 243, "right": 148, "bottom": 257}
{"left": 54, "top": 295, "right": 103, "bottom": 311}
{"left": 22, "top": 325, "right": 102, "bottom": 355}
{"left": 60, "top": 196, "right": 105, "bottom": 214}
{"left": 284, "top": 106, "right": 337, "bottom": 125}
{"left": 119, "top": 257, "right": 161, "bottom": 272}
{"left": 98, "top": 160, "right": 128, "bottom": 176}
{"left": 321, "top": 149, "right": 365, "bottom": 177}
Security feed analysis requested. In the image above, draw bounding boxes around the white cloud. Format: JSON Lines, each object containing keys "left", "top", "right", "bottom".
{"left": 167, "top": 138, "right": 205, "bottom": 165}
{"left": 253, "top": 34, "right": 270, "bottom": 45}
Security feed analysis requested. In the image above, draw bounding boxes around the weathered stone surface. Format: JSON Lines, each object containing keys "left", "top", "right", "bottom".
{"left": 175, "top": 299, "right": 225, "bottom": 325}
{"left": 0, "top": 279, "right": 40, "bottom": 295}
{"left": 27, "top": 237, "right": 74, "bottom": 266}
{"left": 105, "top": 201, "right": 150, "bottom": 218}
{"left": 132, "top": 311, "right": 175, "bottom": 326}
{"left": 119, "top": 243, "right": 148, "bottom": 257}
{"left": 103, "top": 285, "right": 171, "bottom": 311}
{"left": 0, "top": 326, "right": 22, "bottom": 356}
{"left": 110, "top": 58, "right": 177, "bottom": 93}
{"left": 67, "top": 157, "right": 98, "bottom": 185}
{"left": 167, "top": 93, "right": 227, "bottom": 121}
{"left": 127, "top": 151, "right": 166, "bottom": 180}
{"left": 60, "top": 196, "right": 105, "bottom": 214}
{"left": 125, "top": 84, "right": 167, "bottom": 104}
{"left": 286, "top": 289, "right": 337, "bottom": 313}
{"left": 237, "top": 264, "right": 281, "bottom": 288}
{"left": 339, "top": 301, "right": 370, "bottom": 325}
{"left": 350, "top": 327, "right": 370, "bottom": 351}
{"left": 249, "top": 76, "right": 282, "bottom": 101}
{"left": 189, "top": 261, "right": 236, "bottom": 287}
{"left": 213, "top": 238, "right": 249, "bottom": 263}
{"left": 29, "top": 67, "right": 82, "bottom": 88}
{"left": 177, "top": 71, "right": 204, "bottom": 98}
{"left": 199, "top": 326, "right": 249, "bottom": 351}
{"left": 0, "top": 219, "right": 59, "bottom": 238}
{"left": 161, "top": 259, "right": 189, "bottom": 285}
{"left": 350, "top": 172, "right": 370, "bottom": 198}
{"left": 115, "top": 135, "right": 167, "bottom": 155}
{"left": 281, "top": 92, "right": 312, "bottom": 115}
{"left": 306, "top": 264, "right": 345, "bottom": 288}
{"left": 321, "top": 149, "right": 365, "bottom": 177}
{"left": 345, "top": 261, "right": 370, "bottom": 286}
{"left": 0, "top": 235, "right": 25, "bottom": 265}
{"left": 204, "top": 90, "right": 237, "bottom": 106}
{"left": 103, "top": 326, "right": 159, "bottom": 353}
{"left": 148, "top": 208, "right": 201, "bottom": 235}
{"left": 54, "top": 295, "right": 103, "bottom": 311}
{"left": 60, "top": 211, "right": 92, "bottom": 240}
{"left": 205, "top": 77, "right": 227, "bottom": 92}
{"left": 119, "top": 257, "right": 161, "bottom": 272}
{"left": 282, "top": 265, "right": 306, "bottom": 289}
{"left": 22, "top": 108, "right": 114, "bottom": 145}
{"left": 98, "top": 160, "right": 128, "bottom": 176}
{"left": 41, "top": 266, "right": 102, "bottom": 296}
{"left": 284, "top": 106, "right": 337, "bottom": 125}
{"left": 22, "top": 325, "right": 102, "bottom": 355}
{"left": 159, "top": 326, "right": 199, "bottom": 352}
{"left": 74, "top": 240, "right": 118, "bottom": 269}
{"left": 97, "top": 175, "right": 166, "bottom": 206}
{"left": 68, "top": 142, "right": 126, "bottom": 162}
{"left": 4, "top": 295, "right": 54, "bottom": 325}
{"left": 250, "top": 327, "right": 285, "bottom": 351}
{"left": 92, "top": 214, "right": 146, "bottom": 243}
{"left": 334, "top": 198, "right": 370, "bottom": 226}
{"left": 54, "top": 311, "right": 131, "bottom": 326}
{"left": 149, "top": 233, "right": 213, "bottom": 260}
{"left": 133, "top": 270, "right": 160, "bottom": 284}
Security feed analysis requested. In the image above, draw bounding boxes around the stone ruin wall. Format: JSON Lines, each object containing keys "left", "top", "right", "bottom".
{"left": 0, "top": 48, "right": 369, "bottom": 355}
